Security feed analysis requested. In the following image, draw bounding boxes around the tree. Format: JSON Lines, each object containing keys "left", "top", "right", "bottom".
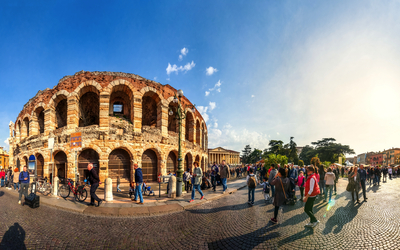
{"left": 241, "top": 145, "right": 252, "bottom": 164}
{"left": 288, "top": 137, "right": 299, "bottom": 164}
{"left": 268, "top": 140, "right": 284, "bottom": 155}
{"left": 249, "top": 148, "right": 262, "bottom": 164}
{"left": 311, "top": 138, "right": 355, "bottom": 163}
{"left": 298, "top": 160, "right": 304, "bottom": 167}
{"left": 264, "top": 154, "right": 288, "bottom": 169}
{"left": 311, "top": 156, "right": 321, "bottom": 167}
{"left": 299, "top": 145, "right": 316, "bottom": 165}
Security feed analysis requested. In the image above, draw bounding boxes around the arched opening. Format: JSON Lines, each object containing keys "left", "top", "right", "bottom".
{"left": 184, "top": 153, "right": 193, "bottom": 171}
{"left": 166, "top": 151, "right": 177, "bottom": 174}
{"left": 168, "top": 102, "right": 178, "bottom": 133}
{"left": 108, "top": 148, "right": 131, "bottom": 183}
{"left": 195, "top": 155, "right": 200, "bottom": 164}
{"left": 23, "top": 156, "right": 28, "bottom": 168}
{"left": 185, "top": 112, "right": 194, "bottom": 142}
{"left": 55, "top": 97, "right": 68, "bottom": 129}
{"left": 196, "top": 120, "right": 200, "bottom": 145}
{"left": 36, "top": 154, "right": 44, "bottom": 178}
{"left": 109, "top": 86, "right": 133, "bottom": 122}
{"left": 28, "top": 155, "right": 35, "bottom": 175}
{"left": 16, "top": 158, "right": 21, "bottom": 171}
{"left": 141, "top": 149, "right": 158, "bottom": 182}
{"left": 78, "top": 149, "right": 99, "bottom": 183}
{"left": 142, "top": 92, "right": 161, "bottom": 129}
{"left": 54, "top": 151, "right": 68, "bottom": 179}
{"left": 201, "top": 157, "right": 205, "bottom": 172}
{"left": 23, "top": 117, "right": 30, "bottom": 138}
{"left": 17, "top": 121, "right": 21, "bottom": 141}
{"left": 34, "top": 107, "right": 45, "bottom": 134}
{"left": 201, "top": 123, "right": 205, "bottom": 150}
{"left": 79, "top": 91, "right": 99, "bottom": 127}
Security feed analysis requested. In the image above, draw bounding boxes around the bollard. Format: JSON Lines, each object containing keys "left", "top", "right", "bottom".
{"left": 53, "top": 177, "right": 59, "bottom": 196}
{"left": 168, "top": 175, "right": 177, "bottom": 198}
{"left": 104, "top": 178, "right": 113, "bottom": 202}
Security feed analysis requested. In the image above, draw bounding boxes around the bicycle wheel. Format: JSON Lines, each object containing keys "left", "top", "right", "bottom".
{"left": 76, "top": 188, "right": 88, "bottom": 202}
{"left": 59, "top": 185, "right": 70, "bottom": 198}
{"left": 43, "top": 183, "right": 51, "bottom": 196}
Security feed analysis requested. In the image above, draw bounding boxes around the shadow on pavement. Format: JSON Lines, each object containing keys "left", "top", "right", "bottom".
{"left": 208, "top": 223, "right": 279, "bottom": 249}
{"left": 0, "top": 191, "right": 4, "bottom": 197}
{"left": 0, "top": 222, "right": 26, "bottom": 250}
{"left": 277, "top": 228, "right": 314, "bottom": 247}
{"left": 322, "top": 200, "right": 361, "bottom": 235}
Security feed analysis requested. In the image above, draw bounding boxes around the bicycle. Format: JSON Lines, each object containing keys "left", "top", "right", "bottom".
{"left": 28, "top": 177, "right": 52, "bottom": 196}
{"left": 59, "top": 178, "right": 88, "bottom": 202}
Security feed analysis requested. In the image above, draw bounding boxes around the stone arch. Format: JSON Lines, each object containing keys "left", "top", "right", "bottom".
{"left": 54, "top": 150, "right": 68, "bottom": 179}
{"left": 22, "top": 117, "right": 30, "bottom": 138}
{"left": 32, "top": 106, "right": 45, "bottom": 135}
{"left": 184, "top": 152, "right": 193, "bottom": 171}
{"left": 50, "top": 91, "right": 69, "bottom": 129}
{"left": 78, "top": 148, "right": 100, "bottom": 183}
{"left": 185, "top": 111, "right": 195, "bottom": 142}
{"left": 141, "top": 89, "right": 162, "bottom": 130}
{"left": 49, "top": 90, "right": 70, "bottom": 107}
{"left": 73, "top": 80, "right": 102, "bottom": 98}
{"left": 108, "top": 148, "right": 132, "bottom": 183}
{"left": 201, "top": 122, "right": 206, "bottom": 150}
{"left": 78, "top": 86, "right": 100, "bottom": 127}
{"left": 106, "top": 145, "right": 135, "bottom": 160}
{"left": 141, "top": 148, "right": 159, "bottom": 182}
{"left": 195, "top": 155, "right": 200, "bottom": 164}
{"left": 201, "top": 156, "right": 205, "bottom": 172}
{"left": 168, "top": 101, "right": 179, "bottom": 133}
{"left": 35, "top": 153, "right": 45, "bottom": 178}
{"left": 30, "top": 102, "right": 46, "bottom": 117}
{"left": 196, "top": 119, "right": 201, "bottom": 146}
{"left": 108, "top": 81, "right": 134, "bottom": 123}
{"left": 166, "top": 150, "right": 178, "bottom": 174}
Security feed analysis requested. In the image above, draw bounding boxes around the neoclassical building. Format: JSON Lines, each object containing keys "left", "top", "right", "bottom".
{"left": 8, "top": 71, "right": 208, "bottom": 184}
{"left": 208, "top": 147, "right": 240, "bottom": 166}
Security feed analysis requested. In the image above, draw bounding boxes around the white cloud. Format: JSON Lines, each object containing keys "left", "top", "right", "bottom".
{"left": 154, "top": 77, "right": 157, "bottom": 81}
{"left": 206, "top": 66, "right": 218, "bottom": 76}
{"left": 181, "top": 47, "right": 188, "bottom": 56}
{"left": 206, "top": 80, "right": 222, "bottom": 96}
{"left": 4, "top": 139, "right": 9, "bottom": 145}
{"left": 178, "top": 55, "right": 183, "bottom": 61}
{"left": 277, "top": 132, "right": 280, "bottom": 136}
{"left": 214, "top": 122, "right": 218, "bottom": 128}
{"left": 197, "top": 106, "right": 209, "bottom": 122}
{"left": 216, "top": 88, "right": 221, "bottom": 92}
{"left": 205, "top": 91, "right": 210, "bottom": 96}
{"left": 251, "top": 95, "right": 255, "bottom": 98}
{"left": 209, "top": 102, "right": 216, "bottom": 111}
{"left": 166, "top": 61, "right": 196, "bottom": 75}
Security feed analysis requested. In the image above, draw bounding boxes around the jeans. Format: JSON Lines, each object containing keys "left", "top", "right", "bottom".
{"left": 90, "top": 183, "right": 101, "bottom": 204}
{"left": 325, "top": 185, "right": 333, "bottom": 202}
{"left": 211, "top": 176, "right": 217, "bottom": 190}
{"left": 274, "top": 206, "right": 279, "bottom": 219}
{"left": 319, "top": 181, "right": 326, "bottom": 195}
{"left": 185, "top": 181, "right": 192, "bottom": 192}
{"left": 360, "top": 180, "right": 367, "bottom": 199}
{"left": 14, "top": 182, "right": 20, "bottom": 190}
{"left": 221, "top": 178, "right": 227, "bottom": 192}
{"left": 0, "top": 178, "right": 3, "bottom": 187}
{"left": 305, "top": 197, "right": 317, "bottom": 223}
{"left": 375, "top": 176, "right": 380, "bottom": 185}
{"left": 299, "top": 187, "right": 304, "bottom": 198}
{"left": 248, "top": 187, "right": 255, "bottom": 203}
{"left": 117, "top": 184, "right": 121, "bottom": 192}
{"left": 389, "top": 174, "right": 392, "bottom": 180}
{"left": 271, "top": 185, "right": 275, "bottom": 197}
{"left": 191, "top": 184, "right": 204, "bottom": 200}
{"left": 19, "top": 183, "right": 29, "bottom": 201}
{"left": 134, "top": 183, "right": 143, "bottom": 203}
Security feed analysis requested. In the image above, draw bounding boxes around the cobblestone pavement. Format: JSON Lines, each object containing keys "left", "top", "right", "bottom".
{"left": 1, "top": 176, "right": 400, "bottom": 249}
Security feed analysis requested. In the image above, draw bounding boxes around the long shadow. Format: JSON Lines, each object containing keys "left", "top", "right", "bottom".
{"left": 0, "top": 191, "right": 4, "bottom": 197}
{"left": 367, "top": 185, "right": 380, "bottom": 193}
{"left": 0, "top": 223, "right": 26, "bottom": 250}
{"left": 208, "top": 223, "right": 279, "bottom": 249}
{"left": 188, "top": 199, "right": 266, "bottom": 214}
{"left": 322, "top": 200, "right": 361, "bottom": 235}
{"left": 279, "top": 202, "right": 327, "bottom": 227}
{"left": 277, "top": 228, "right": 314, "bottom": 247}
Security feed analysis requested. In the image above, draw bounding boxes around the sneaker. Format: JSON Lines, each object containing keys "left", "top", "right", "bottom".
{"left": 270, "top": 218, "right": 277, "bottom": 224}
{"left": 189, "top": 199, "right": 194, "bottom": 203}
{"left": 223, "top": 191, "right": 225, "bottom": 194}
{"left": 138, "top": 202, "right": 144, "bottom": 205}
{"left": 305, "top": 222, "right": 313, "bottom": 227}
{"left": 18, "top": 200, "right": 21, "bottom": 205}
{"left": 251, "top": 202, "right": 254, "bottom": 206}
{"left": 311, "top": 220, "right": 320, "bottom": 227}
{"left": 131, "top": 199, "right": 137, "bottom": 202}
{"left": 200, "top": 196, "right": 204, "bottom": 200}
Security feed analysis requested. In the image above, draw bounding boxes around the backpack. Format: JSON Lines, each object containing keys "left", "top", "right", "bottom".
{"left": 248, "top": 175, "right": 256, "bottom": 188}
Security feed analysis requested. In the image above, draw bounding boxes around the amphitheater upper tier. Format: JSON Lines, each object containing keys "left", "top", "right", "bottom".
{"left": 8, "top": 71, "right": 208, "bottom": 183}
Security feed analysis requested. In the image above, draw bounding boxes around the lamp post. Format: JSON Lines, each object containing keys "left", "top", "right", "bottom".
{"left": 169, "top": 89, "right": 195, "bottom": 197}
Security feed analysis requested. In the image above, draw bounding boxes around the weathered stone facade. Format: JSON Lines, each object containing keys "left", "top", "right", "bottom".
{"left": 8, "top": 71, "right": 208, "bottom": 183}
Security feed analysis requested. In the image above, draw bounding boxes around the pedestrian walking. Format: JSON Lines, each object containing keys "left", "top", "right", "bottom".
{"left": 13, "top": 167, "right": 20, "bottom": 191}
{"left": 247, "top": 168, "right": 257, "bottom": 205}
{"left": 348, "top": 166, "right": 360, "bottom": 203}
{"left": 341, "top": 167, "right": 344, "bottom": 178}
{"left": 358, "top": 165, "right": 368, "bottom": 202}
{"left": 318, "top": 165, "right": 326, "bottom": 199}
{"left": 324, "top": 168, "right": 335, "bottom": 203}
{"left": 210, "top": 162, "right": 219, "bottom": 191}
{"left": 189, "top": 161, "right": 204, "bottom": 202}
{"left": 303, "top": 165, "right": 320, "bottom": 227}
{"left": 6, "top": 168, "right": 12, "bottom": 189}
{"left": 132, "top": 164, "right": 144, "bottom": 204}
{"left": 374, "top": 166, "right": 381, "bottom": 186}
{"left": 268, "top": 164, "right": 278, "bottom": 198}
{"left": 332, "top": 165, "right": 339, "bottom": 195}
{"left": 183, "top": 168, "right": 191, "bottom": 192}
{"left": 260, "top": 177, "right": 270, "bottom": 203}
{"left": 270, "top": 167, "right": 290, "bottom": 224}
{"left": 116, "top": 176, "right": 121, "bottom": 192}
{"left": 88, "top": 163, "right": 102, "bottom": 207}
{"left": 388, "top": 167, "right": 392, "bottom": 180}
{"left": 288, "top": 163, "right": 298, "bottom": 199}
{"left": 0, "top": 168, "right": 5, "bottom": 187}
{"left": 129, "top": 181, "right": 135, "bottom": 198}
{"left": 297, "top": 171, "right": 305, "bottom": 201}
{"left": 219, "top": 160, "right": 230, "bottom": 194}
{"left": 382, "top": 167, "right": 388, "bottom": 182}
{"left": 18, "top": 166, "right": 30, "bottom": 205}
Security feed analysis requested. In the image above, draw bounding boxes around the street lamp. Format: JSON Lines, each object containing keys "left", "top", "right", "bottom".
{"left": 169, "top": 89, "right": 195, "bottom": 197}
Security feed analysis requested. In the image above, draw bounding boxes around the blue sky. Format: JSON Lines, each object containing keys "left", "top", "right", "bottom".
{"left": 1, "top": 1, "right": 400, "bottom": 156}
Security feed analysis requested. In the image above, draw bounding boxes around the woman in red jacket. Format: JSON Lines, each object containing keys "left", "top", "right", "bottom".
{"left": 303, "top": 165, "right": 320, "bottom": 228}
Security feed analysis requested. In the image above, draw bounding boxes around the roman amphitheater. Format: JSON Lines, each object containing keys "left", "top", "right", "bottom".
{"left": 8, "top": 71, "right": 208, "bottom": 184}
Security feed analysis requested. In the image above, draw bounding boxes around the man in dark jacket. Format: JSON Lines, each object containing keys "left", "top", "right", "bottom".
{"left": 88, "top": 163, "right": 102, "bottom": 207}
{"left": 133, "top": 164, "right": 144, "bottom": 204}
{"left": 18, "top": 166, "right": 30, "bottom": 205}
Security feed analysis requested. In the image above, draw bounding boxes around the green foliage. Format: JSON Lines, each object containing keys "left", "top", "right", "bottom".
{"left": 268, "top": 140, "right": 284, "bottom": 155}
{"left": 311, "top": 156, "right": 321, "bottom": 167}
{"left": 300, "top": 138, "right": 355, "bottom": 164}
{"left": 241, "top": 145, "right": 252, "bottom": 164}
{"left": 298, "top": 160, "right": 304, "bottom": 167}
{"left": 264, "top": 154, "right": 288, "bottom": 168}
{"left": 249, "top": 148, "right": 262, "bottom": 164}
{"left": 322, "top": 161, "right": 331, "bottom": 167}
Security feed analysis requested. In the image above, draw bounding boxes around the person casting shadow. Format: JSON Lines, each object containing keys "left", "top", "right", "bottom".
{"left": 0, "top": 222, "right": 26, "bottom": 250}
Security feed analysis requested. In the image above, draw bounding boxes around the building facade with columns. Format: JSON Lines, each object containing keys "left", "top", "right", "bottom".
{"left": 208, "top": 147, "right": 241, "bottom": 167}
{"left": 8, "top": 71, "right": 208, "bottom": 184}
{"left": 0, "top": 147, "right": 9, "bottom": 170}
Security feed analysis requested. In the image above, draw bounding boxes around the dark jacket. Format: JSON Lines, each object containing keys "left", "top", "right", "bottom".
{"left": 135, "top": 168, "right": 143, "bottom": 183}
{"left": 19, "top": 171, "right": 30, "bottom": 184}
{"left": 271, "top": 176, "right": 290, "bottom": 207}
{"left": 348, "top": 171, "right": 360, "bottom": 192}
{"left": 89, "top": 168, "right": 100, "bottom": 185}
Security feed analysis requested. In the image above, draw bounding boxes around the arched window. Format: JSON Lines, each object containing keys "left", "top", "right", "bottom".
{"left": 55, "top": 98, "right": 68, "bottom": 129}
{"left": 79, "top": 92, "right": 99, "bottom": 127}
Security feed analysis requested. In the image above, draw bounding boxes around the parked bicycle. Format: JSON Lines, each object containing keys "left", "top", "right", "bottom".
{"left": 28, "top": 177, "right": 52, "bottom": 196}
{"left": 59, "top": 178, "right": 88, "bottom": 202}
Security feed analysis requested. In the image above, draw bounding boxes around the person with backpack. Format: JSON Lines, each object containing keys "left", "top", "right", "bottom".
{"left": 246, "top": 168, "right": 258, "bottom": 205}
{"left": 303, "top": 165, "right": 320, "bottom": 227}
{"left": 18, "top": 166, "right": 30, "bottom": 205}
{"left": 270, "top": 167, "right": 290, "bottom": 224}
{"left": 324, "top": 167, "right": 335, "bottom": 203}
{"left": 210, "top": 162, "right": 219, "bottom": 191}
{"left": 268, "top": 164, "right": 278, "bottom": 198}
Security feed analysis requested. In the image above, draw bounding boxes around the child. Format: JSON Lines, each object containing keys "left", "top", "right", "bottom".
{"left": 260, "top": 177, "right": 270, "bottom": 203}
{"left": 117, "top": 176, "right": 121, "bottom": 192}
{"left": 298, "top": 171, "right": 305, "bottom": 201}
{"left": 129, "top": 182, "right": 135, "bottom": 198}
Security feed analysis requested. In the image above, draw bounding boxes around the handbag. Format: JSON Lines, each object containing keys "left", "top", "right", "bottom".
{"left": 346, "top": 181, "right": 354, "bottom": 192}
{"left": 280, "top": 178, "right": 295, "bottom": 205}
